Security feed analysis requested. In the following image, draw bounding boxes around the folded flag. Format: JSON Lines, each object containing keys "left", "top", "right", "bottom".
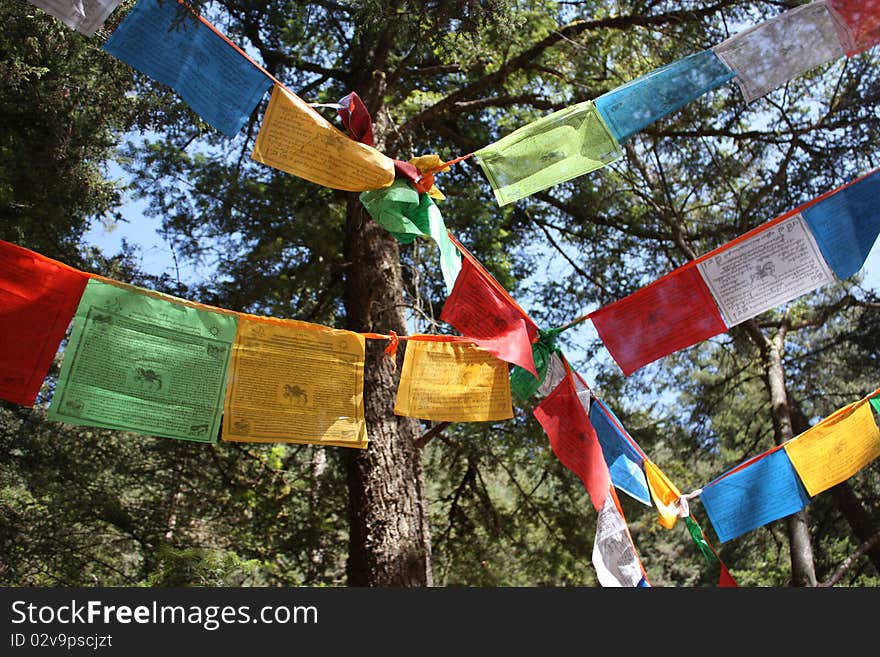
{"left": 252, "top": 84, "right": 396, "bottom": 191}
{"left": 801, "top": 168, "right": 880, "bottom": 280}
{"left": 589, "top": 263, "right": 728, "bottom": 376}
{"left": 27, "top": 0, "right": 123, "bottom": 36}
{"left": 592, "top": 488, "right": 648, "bottom": 587}
{"left": 474, "top": 100, "right": 622, "bottom": 206}
{"left": 712, "top": 1, "right": 846, "bottom": 103}
{"left": 589, "top": 398, "right": 652, "bottom": 506}
{"left": 594, "top": 49, "right": 735, "bottom": 143}
{"left": 337, "top": 91, "right": 374, "bottom": 146}
{"left": 394, "top": 338, "right": 513, "bottom": 423}
{"left": 533, "top": 372, "right": 610, "bottom": 511}
{"left": 644, "top": 460, "right": 683, "bottom": 529}
{"left": 699, "top": 447, "right": 811, "bottom": 543}
{"left": 0, "top": 241, "right": 89, "bottom": 406}
{"left": 828, "top": 0, "right": 880, "bottom": 55}
{"left": 222, "top": 315, "right": 367, "bottom": 448}
{"left": 103, "top": 0, "right": 273, "bottom": 137}
{"left": 48, "top": 279, "right": 237, "bottom": 443}
{"left": 784, "top": 399, "right": 880, "bottom": 497}
{"left": 440, "top": 237, "right": 538, "bottom": 375}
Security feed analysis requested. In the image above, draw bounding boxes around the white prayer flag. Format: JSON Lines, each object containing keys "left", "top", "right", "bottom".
{"left": 592, "top": 491, "right": 645, "bottom": 587}
{"left": 713, "top": 1, "right": 845, "bottom": 102}
{"left": 27, "top": 0, "right": 123, "bottom": 36}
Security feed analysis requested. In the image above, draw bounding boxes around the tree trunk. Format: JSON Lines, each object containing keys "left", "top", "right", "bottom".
{"left": 744, "top": 319, "right": 817, "bottom": 586}
{"left": 342, "top": 193, "right": 433, "bottom": 586}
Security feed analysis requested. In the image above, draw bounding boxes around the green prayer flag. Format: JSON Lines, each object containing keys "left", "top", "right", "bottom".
{"left": 474, "top": 100, "right": 622, "bottom": 206}
{"left": 510, "top": 328, "right": 560, "bottom": 401}
{"left": 871, "top": 396, "right": 880, "bottom": 416}
{"left": 360, "top": 180, "right": 461, "bottom": 294}
{"left": 684, "top": 515, "right": 717, "bottom": 565}
{"left": 48, "top": 279, "right": 237, "bottom": 443}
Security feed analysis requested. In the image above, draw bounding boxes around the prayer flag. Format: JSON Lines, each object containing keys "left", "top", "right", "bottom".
{"left": 644, "top": 460, "right": 682, "bottom": 529}
{"left": 440, "top": 238, "right": 538, "bottom": 375}
{"left": 103, "top": 0, "right": 273, "bottom": 137}
{"left": 474, "top": 100, "right": 622, "bottom": 206}
{"left": 590, "top": 263, "right": 727, "bottom": 376}
{"left": 48, "top": 279, "right": 237, "bottom": 443}
{"left": 590, "top": 398, "right": 652, "bottom": 506}
{"left": 697, "top": 212, "right": 835, "bottom": 327}
{"left": 712, "top": 1, "right": 846, "bottom": 103}
{"left": 699, "top": 447, "right": 811, "bottom": 543}
{"left": 27, "top": 0, "right": 123, "bottom": 36}
{"left": 253, "top": 84, "right": 396, "bottom": 191}
{"left": 337, "top": 91, "right": 374, "bottom": 146}
{"left": 359, "top": 181, "right": 461, "bottom": 293}
{"left": 594, "top": 49, "right": 735, "bottom": 143}
{"left": 784, "top": 399, "right": 880, "bottom": 496}
{"left": 394, "top": 339, "right": 513, "bottom": 422}
{"left": 0, "top": 241, "right": 89, "bottom": 406}
{"left": 684, "top": 514, "right": 739, "bottom": 587}
{"left": 871, "top": 395, "right": 880, "bottom": 415}
{"left": 828, "top": 0, "right": 880, "bottom": 55}
{"left": 533, "top": 374, "right": 610, "bottom": 511}
{"left": 592, "top": 489, "right": 647, "bottom": 587}
{"left": 801, "top": 169, "right": 880, "bottom": 280}
{"left": 222, "top": 315, "right": 367, "bottom": 448}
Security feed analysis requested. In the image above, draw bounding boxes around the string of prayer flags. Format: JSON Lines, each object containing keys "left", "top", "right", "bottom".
{"left": 696, "top": 212, "right": 835, "bottom": 328}
{"left": 684, "top": 515, "right": 738, "bottom": 587}
{"left": 359, "top": 180, "right": 461, "bottom": 294}
{"left": 103, "top": 0, "right": 273, "bottom": 138}
{"left": 698, "top": 447, "right": 811, "bottom": 543}
{"left": 252, "top": 84, "right": 396, "bottom": 192}
{"left": 0, "top": 240, "right": 89, "bottom": 406}
{"left": 474, "top": 100, "right": 622, "bottom": 206}
{"left": 222, "top": 315, "right": 367, "bottom": 448}
{"left": 440, "top": 236, "right": 539, "bottom": 375}
{"left": 644, "top": 460, "right": 684, "bottom": 529}
{"left": 829, "top": 0, "right": 880, "bottom": 55}
{"left": 337, "top": 91, "right": 374, "bottom": 146}
{"left": 801, "top": 168, "right": 880, "bottom": 280}
{"left": 48, "top": 279, "right": 237, "bottom": 443}
{"left": 589, "top": 263, "right": 728, "bottom": 376}
{"left": 594, "top": 49, "right": 735, "bottom": 143}
{"left": 592, "top": 488, "right": 650, "bottom": 587}
{"left": 393, "top": 338, "right": 513, "bottom": 423}
{"left": 533, "top": 370, "right": 610, "bottom": 511}
{"left": 27, "top": 0, "right": 123, "bottom": 36}
{"left": 783, "top": 399, "right": 880, "bottom": 497}
{"left": 712, "top": 1, "right": 846, "bottom": 103}
{"left": 589, "top": 398, "right": 652, "bottom": 506}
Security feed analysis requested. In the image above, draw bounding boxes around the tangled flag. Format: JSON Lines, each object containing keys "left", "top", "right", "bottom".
{"left": 103, "top": 0, "right": 273, "bottom": 137}
{"left": 0, "top": 240, "right": 89, "bottom": 406}
{"left": 47, "top": 279, "right": 238, "bottom": 443}
{"left": 222, "top": 315, "right": 368, "bottom": 448}
{"left": 27, "top": 0, "right": 124, "bottom": 35}
{"left": 252, "top": 84, "right": 396, "bottom": 191}
{"left": 394, "top": 338, "right": 513, "bottom": 423}
{"left": 440, "top": 235, "right": 539, "bottom": 375}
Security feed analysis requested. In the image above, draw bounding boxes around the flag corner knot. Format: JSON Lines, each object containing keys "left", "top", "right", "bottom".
{"left": 677, "top": 489, "right": 702, "bottom": 518}
{"left": 384, "top": 330, "right": 400, "bottom": 369}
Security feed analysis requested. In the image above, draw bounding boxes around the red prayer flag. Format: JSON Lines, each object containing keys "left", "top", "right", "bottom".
{"left": 719, "top": 562, "right": 739, "bottom": 587}
{"left": 589, "top": 263, "right": 727, "bottom": 376}
{"left": 337, "top": 91, "right": 374, "bottom": 146}
{"left": 829, "top": 0, "right": 880, "bottom": 56}
{"left": 0, "top": 241, "right": 89, "bottom": 406}
{"left": 440, "top": 236, "right": 539, "bottom": 375}
{"left": 533, "top": 373, "right": 611, "bottom": 511}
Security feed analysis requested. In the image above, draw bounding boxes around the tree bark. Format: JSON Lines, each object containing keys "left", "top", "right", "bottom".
{"left": 342, "top": 194, "right": 433, "bottom": 586}
{"left": 744, "top": 319, "right": 817, "bottom": 586}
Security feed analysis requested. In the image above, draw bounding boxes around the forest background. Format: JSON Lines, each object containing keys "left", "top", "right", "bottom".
{"left": 1, "top": 0, "right": 879, "bottom": 587}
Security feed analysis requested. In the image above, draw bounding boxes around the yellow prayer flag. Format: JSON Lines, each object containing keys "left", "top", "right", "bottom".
{"left": 784, "top": 400, "right": 880, "bottom": 496}
{"left": 222, "top": 315, "right": 368, "bottom": 448}
{"left": 394, "top": 339, "right": 513, "bottom": 422}
{"left": 644, "top": 460, "right": 682, "bottom": 529}
{"left": 252, "top": 84, "right": 395, "bottom": 192}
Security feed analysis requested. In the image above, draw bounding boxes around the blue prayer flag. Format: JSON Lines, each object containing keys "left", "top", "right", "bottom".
{"left": 801, "top": 169, "right": 880, "bottom": 280}
{"left": 589, "top": 398, "right": 652, "bottom": 506}
{"left": 594, "top": 50, "right": 734, "bottom": 143}
{"left": 700, "top": 448, "right": 810, "bottom": 544}
{"left": 104, "top": 0, "right": 272, "bottom": 137}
